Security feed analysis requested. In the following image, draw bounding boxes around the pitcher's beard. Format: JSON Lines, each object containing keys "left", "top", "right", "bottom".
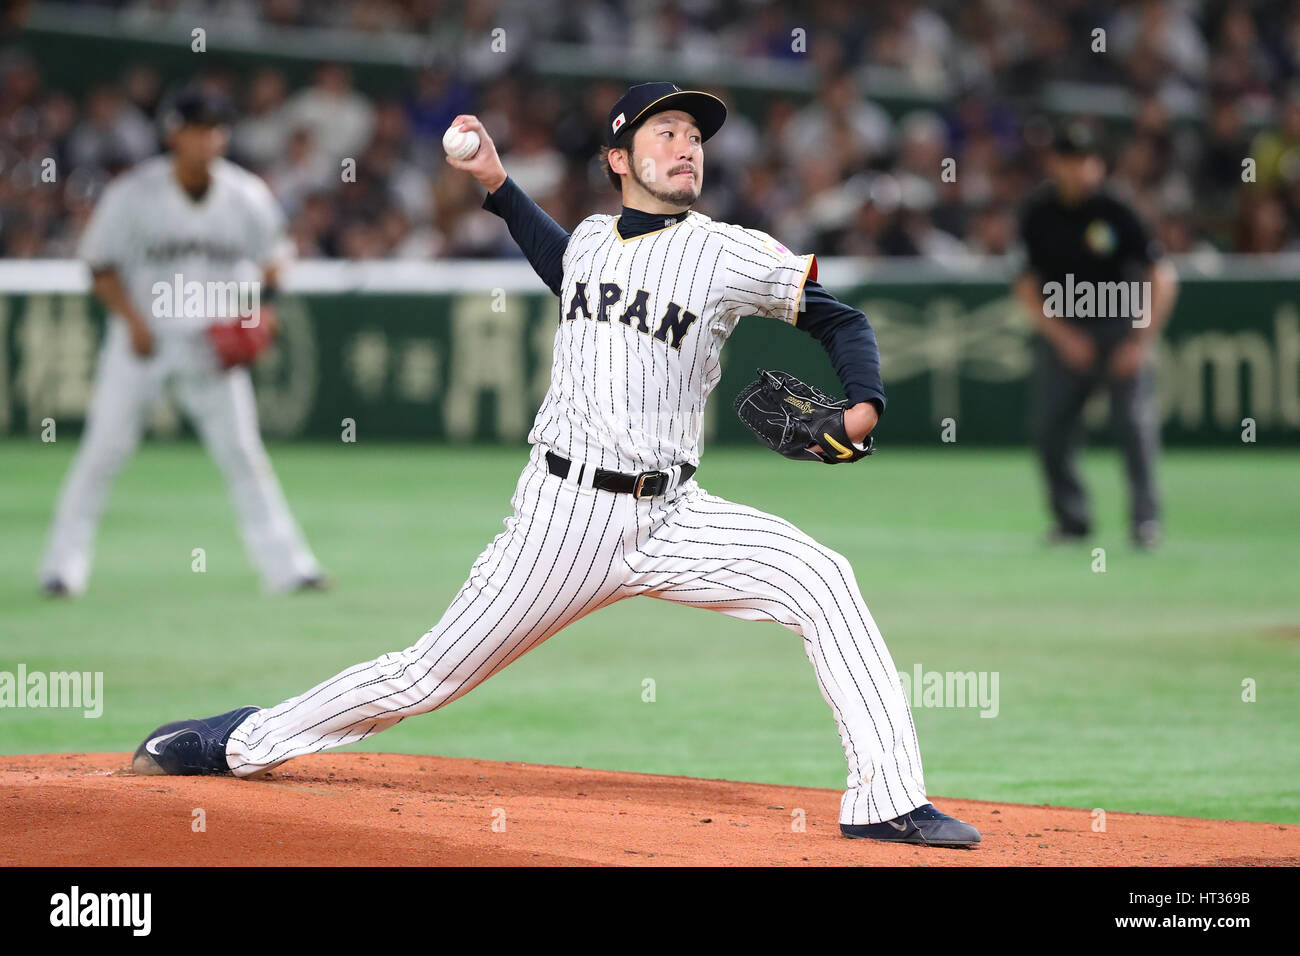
{"left": 630, "top": 161, "right": 698, "bottom": 207}
{"left": 653, "top": 184, "right": 698, "bottom": 206}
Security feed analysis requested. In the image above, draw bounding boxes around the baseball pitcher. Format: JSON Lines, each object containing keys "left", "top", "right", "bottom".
{"left": 132, "top": 83, "right": 979, "bottom": 848}
{"left": 40, "top": 88, "right": 325, "bottom": 596}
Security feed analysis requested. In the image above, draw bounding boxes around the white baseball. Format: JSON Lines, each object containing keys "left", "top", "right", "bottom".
{"left": 442, "top": 124, "right": 480, "bottom": 161}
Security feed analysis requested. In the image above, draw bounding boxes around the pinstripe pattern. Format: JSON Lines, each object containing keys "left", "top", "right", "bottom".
{"left": 620, "top": 490, "right": 927, "bottom": 824}
{"left": 224, "top": 208, "right": 928, "bottom": 827}
{"left": 528, "top": 211, "right": 813, "bottom": 475}
{"left": 227, "top": 451, "right": 926, "bottom": 825}
{"left": 228, "top": 443, "right": 634, "bottom": 774}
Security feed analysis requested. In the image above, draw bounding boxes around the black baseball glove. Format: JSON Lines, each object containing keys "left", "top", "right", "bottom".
{"left": 734, "top": 368, "right": 874, "bottom": 464}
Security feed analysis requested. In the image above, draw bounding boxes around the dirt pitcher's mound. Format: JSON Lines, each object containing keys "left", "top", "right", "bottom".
{"left": 1, "top": 753, "right": 1295, "bottom": 866}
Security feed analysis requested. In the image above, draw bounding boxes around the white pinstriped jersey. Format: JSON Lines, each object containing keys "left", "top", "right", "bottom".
{"left": 528, "top": 210, "right": 816, "bottom": 473}
{"left": 220, "top": 201, "right": 931, "bottom": 831}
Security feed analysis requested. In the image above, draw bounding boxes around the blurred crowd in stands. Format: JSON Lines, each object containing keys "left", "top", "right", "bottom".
{"left": 4, "top": 0, "right": 1300, "bottom": 262}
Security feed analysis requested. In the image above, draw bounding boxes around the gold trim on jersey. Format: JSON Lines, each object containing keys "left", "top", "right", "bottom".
{"left": 790, "top": 253, "right": 817, "bottom": 328}
{"left": 613, "top": 215, "right": 689, "bottom": 244}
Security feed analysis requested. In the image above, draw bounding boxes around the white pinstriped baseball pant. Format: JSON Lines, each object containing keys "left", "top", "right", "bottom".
{"left": 226, "top": 441, "right": 928, "bottom": 825}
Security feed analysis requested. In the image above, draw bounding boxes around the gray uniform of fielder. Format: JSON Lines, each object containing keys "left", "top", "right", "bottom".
{"left": 40, "top": 155, "right": 321, "bottom": 594}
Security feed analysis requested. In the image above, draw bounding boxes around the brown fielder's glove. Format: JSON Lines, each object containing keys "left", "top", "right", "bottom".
{"left": 206, "top": 308, "right": 274, "bottom": 370}
{"left": 734, "top": 368, "right": 874, "bottom": 464}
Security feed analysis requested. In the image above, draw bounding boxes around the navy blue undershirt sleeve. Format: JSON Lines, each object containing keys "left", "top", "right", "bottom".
{"left": 480, "top": 176, "right": 569, "bottom": 297}
{"left": 799, "top": 279, "right": 887, "bottom": 415}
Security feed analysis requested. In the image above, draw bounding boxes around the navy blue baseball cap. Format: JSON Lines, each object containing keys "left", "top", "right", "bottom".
{"left": 160, "top": 85, "right": 235, "bottom": 134}
{"left": 1052, "top": 119, "right": 1102, "bottom": 156}
{"left": 606, "top": 82, "right": 727, "bottom": 147}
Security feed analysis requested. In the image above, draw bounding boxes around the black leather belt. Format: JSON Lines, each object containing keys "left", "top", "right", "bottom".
{"left": 545, "top": 450, "right": 696, "bottom": 499}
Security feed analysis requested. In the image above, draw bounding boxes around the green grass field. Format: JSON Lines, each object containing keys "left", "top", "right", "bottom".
{"left": 2, "top": 439, "right": 1297, "bottom": 823}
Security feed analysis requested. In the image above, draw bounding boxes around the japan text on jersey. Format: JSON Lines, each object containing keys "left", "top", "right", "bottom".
{"left": 528, "top": 210, "right": 816, "bottom": 476}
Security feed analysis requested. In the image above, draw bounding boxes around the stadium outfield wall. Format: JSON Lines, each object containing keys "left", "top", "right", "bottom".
{"left": 1, "top": 257, "right": 1297, "bottom": 446}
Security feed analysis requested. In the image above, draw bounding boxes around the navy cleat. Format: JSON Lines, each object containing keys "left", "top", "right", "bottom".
{"left": 41, "top": 577, "right": 71, "bottom": 598}
{"left": 841, "top": 803, "right": 981, "bottom": 848}
{"left": 131, "top": 706, "right": 260, "bottom": 776}
{"left": 293, "top": 574, "right": 332, "bottom": 592}
{"left": 1045, "top": 526, "right": 1089, "bottom": 546}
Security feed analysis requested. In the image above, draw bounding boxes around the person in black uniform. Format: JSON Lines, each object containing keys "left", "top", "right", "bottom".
{"left": 1014, "top": 121, "right": 1179, "bottom": 549}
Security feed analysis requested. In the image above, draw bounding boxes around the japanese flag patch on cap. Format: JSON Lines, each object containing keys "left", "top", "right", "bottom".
{"left": 605, "top": 82, "right": 727, "bottom": 147}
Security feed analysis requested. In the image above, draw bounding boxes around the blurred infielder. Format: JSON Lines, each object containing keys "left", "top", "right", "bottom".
{"left": 133, "top": 83, "right": 979, "bottom": 847}
{"left": 40, "top": 88, "right": 325, "bottom": 596}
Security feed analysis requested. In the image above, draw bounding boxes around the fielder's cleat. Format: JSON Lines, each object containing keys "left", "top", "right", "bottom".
{"left": 1131, "top": 521, "right": 1163, "bottom": 551}
{"left": 841, "top": 803, "right": 981, "bottom": 848}
{"left": 1045, "top": 526, "right": 1089, "bottom": 546}
{"left": 131, "top": 706, "right": 260, "bottom": 776}
{"left": 41, "top": 577, "right": 71, "bottom": 598}
{"left": 293, "top": 574, "right": 332, "bottom": 592}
